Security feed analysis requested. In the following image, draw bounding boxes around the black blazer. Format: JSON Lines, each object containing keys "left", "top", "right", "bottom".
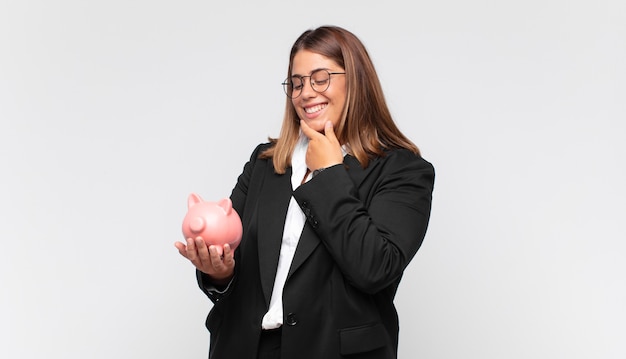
{"left": 197, "top": 143, "right": 435, "bottom": 359}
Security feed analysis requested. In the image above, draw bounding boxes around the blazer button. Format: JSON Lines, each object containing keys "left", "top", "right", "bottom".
{"left": 286, "top": 313, "right": 298, "bottom": 326}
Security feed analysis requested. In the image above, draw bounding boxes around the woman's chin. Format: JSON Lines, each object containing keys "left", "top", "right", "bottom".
{"left": 302, "top": 119, "right": 326, "bottom": 133}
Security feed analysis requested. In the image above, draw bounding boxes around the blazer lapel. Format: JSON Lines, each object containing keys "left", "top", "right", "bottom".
{"left": 257, "top": 167, "right": 293, "bottom": 306}
{"left": 286, "top": 223, "right": 318, "bottom": 280}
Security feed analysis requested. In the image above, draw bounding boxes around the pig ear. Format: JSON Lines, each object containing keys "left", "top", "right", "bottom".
{"left": 217, "top": 197, "right": 233, "bottom": 214}
{"left": 188, "top": 193, "right": 203, "bottom": 208}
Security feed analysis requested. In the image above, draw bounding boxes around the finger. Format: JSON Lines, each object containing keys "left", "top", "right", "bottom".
{"left": 174, "top": 242, "right": 189, "bottom": 258}
{"left": 208, "top": 245, "right": 224, "bottom": 265}
{"left": 195, "top": 237, "right": 210, "bottom": 260}
{"left": 223, "top": 244, "right": 235, "bottom": 266}
{"left": 185, "top": 237, "right": 198, "bottom": 261}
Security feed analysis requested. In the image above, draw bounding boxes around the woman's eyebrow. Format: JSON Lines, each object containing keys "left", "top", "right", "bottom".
{"left": 290, "top": 67, "right": 330, "bottom": 77}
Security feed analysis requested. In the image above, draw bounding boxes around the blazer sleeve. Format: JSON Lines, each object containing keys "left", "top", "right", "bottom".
{"left": 293, "top": 150, "right": 435, "bottom": 294}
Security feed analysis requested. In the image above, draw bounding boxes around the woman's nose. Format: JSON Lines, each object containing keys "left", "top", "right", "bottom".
{"left": 300, "top": 79, "right": 317, "bottom": 98}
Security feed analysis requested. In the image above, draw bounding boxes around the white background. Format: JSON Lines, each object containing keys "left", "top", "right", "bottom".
{"left": 1, "top": 1, "right": 624, "bottom": 358}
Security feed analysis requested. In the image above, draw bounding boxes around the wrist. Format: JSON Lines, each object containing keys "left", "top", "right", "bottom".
{"left": 312, "top": 167, "right": 327, "bottom": 177}
{"left": 312, "top": 163, "right": 342, "bottom": 177}
{"left": 204, "top": 272, "right": 234, "bottom": 286}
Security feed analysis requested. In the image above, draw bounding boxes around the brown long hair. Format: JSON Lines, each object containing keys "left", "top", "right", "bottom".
{"left": 261, "top": 25, "right": 419, "bottom": 174}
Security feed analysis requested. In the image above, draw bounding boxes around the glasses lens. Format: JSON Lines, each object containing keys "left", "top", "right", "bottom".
{"left": 311, "top": 70, "right": 331, "bottom": 93}
{"left": 283, "top": 77, "right": 304, "bottom": 98}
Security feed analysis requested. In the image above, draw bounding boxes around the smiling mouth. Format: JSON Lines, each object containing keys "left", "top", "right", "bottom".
{"left": 304, "top": 103, "right": 327, "bottom": 114}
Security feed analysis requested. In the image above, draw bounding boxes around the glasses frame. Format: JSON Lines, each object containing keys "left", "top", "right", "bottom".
{"left": 282, "top": 69, "right": 346, "bottom": 99}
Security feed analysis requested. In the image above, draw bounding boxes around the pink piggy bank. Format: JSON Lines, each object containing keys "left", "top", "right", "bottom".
{"left": 182, "top": 193, "right": 242, "bottom": 254}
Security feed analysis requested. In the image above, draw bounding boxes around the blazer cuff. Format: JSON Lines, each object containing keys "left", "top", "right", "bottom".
{"left": 196, "top": 270, "right": 235, "bottom": 303}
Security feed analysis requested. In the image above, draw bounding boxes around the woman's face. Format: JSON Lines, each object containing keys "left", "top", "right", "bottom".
{"left": 290, "top": 50, "right": 347, "bottom": 133}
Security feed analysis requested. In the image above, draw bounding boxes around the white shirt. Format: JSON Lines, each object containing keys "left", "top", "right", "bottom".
{"left": 261, "top": 134, "right": 311, "bottom": 329}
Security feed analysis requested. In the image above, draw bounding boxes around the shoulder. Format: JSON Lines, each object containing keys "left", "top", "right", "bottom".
{"left": 379, "top": 148, "right": 434, "bottom": 174}
{"left": 253, "top": 142, "right": 273, "bottom": 154}
{"left": 246, "top": 142, "right": 274, "bottom": 162}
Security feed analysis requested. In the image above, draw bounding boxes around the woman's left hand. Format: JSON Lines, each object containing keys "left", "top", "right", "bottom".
{"left": 300, "top": 120, "right": 344, "bottom": 171}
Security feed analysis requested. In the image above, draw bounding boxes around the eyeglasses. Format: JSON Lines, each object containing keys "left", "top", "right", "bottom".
{"left": 282, "top": 69, "right": 346, "bottom": 99}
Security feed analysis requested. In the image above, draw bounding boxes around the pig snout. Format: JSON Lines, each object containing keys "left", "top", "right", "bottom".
{"left": 189, "top": 216, "right": 206, "bottom": 234}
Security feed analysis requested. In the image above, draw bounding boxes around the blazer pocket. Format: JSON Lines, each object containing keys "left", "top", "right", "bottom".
{"left": 339, "top": 322, "right": 387, "bottom": 355}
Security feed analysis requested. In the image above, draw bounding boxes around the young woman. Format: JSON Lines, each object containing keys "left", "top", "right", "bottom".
{"left": 175, "top": 25, "right": 435, "bottom": 359}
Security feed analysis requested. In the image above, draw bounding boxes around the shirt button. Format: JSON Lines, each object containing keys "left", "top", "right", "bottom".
{"left": 286, "top": 313, "right": 298, "bottom": 326}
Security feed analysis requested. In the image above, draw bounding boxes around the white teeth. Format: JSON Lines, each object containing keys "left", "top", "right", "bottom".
{"left": 304, "top": 104, "right": 326, "bottom": 114}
